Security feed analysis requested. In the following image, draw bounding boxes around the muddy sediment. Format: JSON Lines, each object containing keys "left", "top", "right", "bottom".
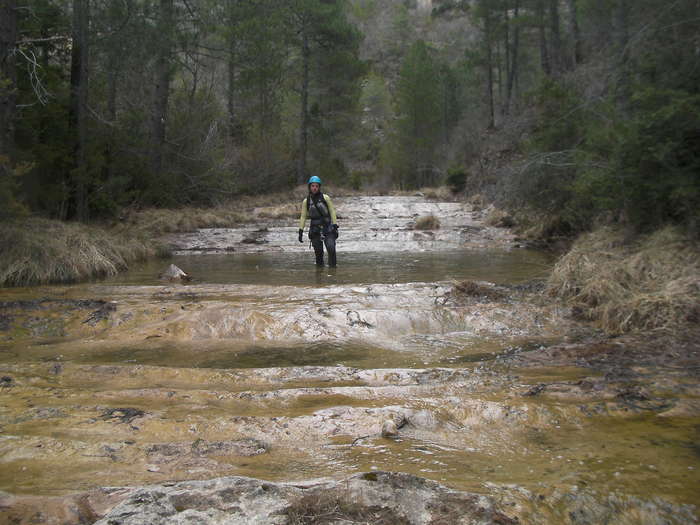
{"left": 0, "top": 196, "right": 698, "bottom": 524}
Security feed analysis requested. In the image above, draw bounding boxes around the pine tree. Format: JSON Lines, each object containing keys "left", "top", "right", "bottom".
{"left": 394, "top": 40, "right": 441, "bottom": 188}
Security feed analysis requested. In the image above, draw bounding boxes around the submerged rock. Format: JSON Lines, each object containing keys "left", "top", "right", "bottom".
{"left": 160, "top": 264, "right": 191, "bottom": 282}
{"left": 381, "top": 419, "right": 399, "bottom": 438}
{"left": 82, "top": 301, "right": 117, "bottom": 326}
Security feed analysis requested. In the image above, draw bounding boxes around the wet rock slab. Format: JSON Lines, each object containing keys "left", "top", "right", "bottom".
{"left": 164, "top": 196, "right": 517, "bottom": 254}
{"left": 92, "top": 472, "right": 515, "bottom": 525}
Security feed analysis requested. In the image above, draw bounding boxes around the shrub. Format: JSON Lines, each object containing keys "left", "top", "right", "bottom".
{"left": 414, "top": 215, "right": 441, "bottom": 230}
{"left": 446, "top": 167, "right": 468, "bottom": 193}
{"left": 485, "top": 207, "right": 515, "bottom": 228}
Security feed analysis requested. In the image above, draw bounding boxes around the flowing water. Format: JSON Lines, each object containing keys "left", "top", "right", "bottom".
{"left": 0, "top": 197, "right": 697, "bottom": 523}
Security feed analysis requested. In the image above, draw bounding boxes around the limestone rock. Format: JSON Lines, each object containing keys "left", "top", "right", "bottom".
{"left": 381, "top": 419, "right": 398, "bottom": 438}
{"left": 160, "top": 264, "right": 191, "bottom": 282}
{"left": 93, "top": 472, "right": 516, "bottom": 525}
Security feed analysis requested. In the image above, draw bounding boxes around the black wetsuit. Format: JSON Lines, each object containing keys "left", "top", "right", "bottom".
{"left": 299, "top": 193, "right": 337, "bottom": 267}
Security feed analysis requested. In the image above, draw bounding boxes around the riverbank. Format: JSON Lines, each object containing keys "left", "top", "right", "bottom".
{"left": 0, "top": 187, "right": 359, "bottom": 287}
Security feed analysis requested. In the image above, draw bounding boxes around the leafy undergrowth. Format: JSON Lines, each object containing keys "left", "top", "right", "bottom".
{"left": 0, "top": 218, "right": 161, "bottom": 287}
{"left": 547, "top": 226, "right": 700, "bottom": 334}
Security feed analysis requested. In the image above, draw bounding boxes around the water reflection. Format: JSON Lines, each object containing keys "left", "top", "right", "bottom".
{"left": 103, "top": 249, "right": 553, "bottom": 287}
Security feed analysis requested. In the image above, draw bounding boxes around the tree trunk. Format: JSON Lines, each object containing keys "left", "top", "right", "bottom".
{"left": 505, "top": 0, "right": 520, "bottom": 115}
{"left": 69, "top": 0, "right": 90, "bottom": 221}
{"left": 566, "top": 0, "right": 582, "bottom": 67}
{"left": 537, "top": 0, "right": 550, "bottom": 76}
{"left": 227, "top": 27, "right": 237, "bottom": 139}
{"left": 503, "top": 5, "right": 509, "bottom": 106}
{"left": 615, "top": 0, "right": 630, "bottom": 110}
{"left": 104, "top": 54, "right": 118, "bottom": 182}
{"left": 548, "top": 0, "right": 561, "bottom": 75}
{"left": 496, "top": 30, "right": 503, "bottom": 114}
{"left": 151, "top": 0, "right": 174, "bottom": 180}
{"left": 298, "top": 27, "right": 310, "bottom": 183}
{"left": 0, "top": 0, "right": 17, "bottom": 163}
{"left": 485, "top": 11, "right": 495, "bottom": 128}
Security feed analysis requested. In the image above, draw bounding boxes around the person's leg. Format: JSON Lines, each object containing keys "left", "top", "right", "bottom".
{"left": 312, "top": 238, "right": 324, "bottom": 266}
{"left": 309, "top": 226, "right": 324, "bottom": 266}
{"left": 324, "top": 228, "right": 337, "bottom": 267}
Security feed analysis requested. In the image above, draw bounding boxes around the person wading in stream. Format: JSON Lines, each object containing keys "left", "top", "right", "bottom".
{"left": 298, "top": 176, "right": 339, "bottom": 267}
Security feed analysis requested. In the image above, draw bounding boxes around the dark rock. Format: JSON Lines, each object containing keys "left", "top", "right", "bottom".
{"left": 83, "top": 302, "right": 117, "bottom": 326}
{"left": 191, "top": 438, "right": 268, "bottom": 457}
{"left": 100, "top": 408, "right": 146, "bottom": 424}
{"left": 0, "top": 314, "right": 11, "bottom": 331}
{"left": 347, "top": 310, "right": 373, "bottom": 328}
{"left": 0, "top": 299, "right": 109, "bottom": 311}
{"left": 523, "top": 384, "right": 546, "bottom": 397}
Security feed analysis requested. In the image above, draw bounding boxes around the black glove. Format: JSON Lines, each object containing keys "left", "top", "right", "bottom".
{"left": 332, "top": 224, "right": 338, "bottom": 238}
{"left": 298, "top": 229, "right": 304, "bottom": 243}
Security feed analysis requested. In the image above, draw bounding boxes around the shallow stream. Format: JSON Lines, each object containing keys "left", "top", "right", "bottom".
{"left": 0, "top": 196, "right": 697, "bottom": 523}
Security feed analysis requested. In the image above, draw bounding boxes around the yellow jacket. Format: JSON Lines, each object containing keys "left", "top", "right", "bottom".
{"left": 299, "top": 194, "right": 337, "bottom": 229}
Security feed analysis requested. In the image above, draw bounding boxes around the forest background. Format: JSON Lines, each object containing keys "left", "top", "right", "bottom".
{"left": 0, "top": 0, "right": 699, "bottom": 256}
{"left": 1, "top": 0, "right": 698, "bottom": 232}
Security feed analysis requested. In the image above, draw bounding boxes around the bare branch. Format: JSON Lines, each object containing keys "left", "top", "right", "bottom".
{"left": 14, "top": 48, "right": 50, "bottom": 105}
{"left": 17, "top": 35, "right": 70, "bottom": 45}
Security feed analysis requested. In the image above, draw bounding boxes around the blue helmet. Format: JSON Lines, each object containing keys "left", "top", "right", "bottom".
{"left": 308, "top": 176, "right": 322, "bottom": 185}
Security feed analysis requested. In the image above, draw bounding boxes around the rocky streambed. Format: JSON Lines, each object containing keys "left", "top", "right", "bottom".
{"left": 0, "top": 196, "right": 698, "bottom": 524}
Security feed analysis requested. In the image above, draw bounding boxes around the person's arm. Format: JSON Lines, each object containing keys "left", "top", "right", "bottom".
{"left": 298, "top": 198, "right": 308, "bottom": 230}
{"left": 324, "top": 195, "right": 337, "bottom": 224}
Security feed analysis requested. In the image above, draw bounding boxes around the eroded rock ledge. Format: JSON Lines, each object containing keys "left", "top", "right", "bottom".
{"left": 94, "top": 471, "right": 516, "bottom": 525}
{"left": 4, "top": 471, "right": 694, "bottom": 525}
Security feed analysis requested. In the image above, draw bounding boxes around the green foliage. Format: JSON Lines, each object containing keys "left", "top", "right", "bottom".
{"left": 393, "top": 40, "right": 442, "bottom": 188}
{"left": 446, "top": 166, "right": 468, "bottom": 193}
{"left": 0, "top": 158, "right": 27, "bottom": 220}
{"left": 575, "top": 89, "right": 700, "bottom": 229}
{"left": 349, "top": 0, "right": 378, "bottom": 21}
{"left": 527, "top": 78, "right": 583, "bottom": 153}
{"left": 4, "top": 0, "right": 698, "bottom": 239}
{"left": 515, "top": 76, "right": 700, "bottom": 234}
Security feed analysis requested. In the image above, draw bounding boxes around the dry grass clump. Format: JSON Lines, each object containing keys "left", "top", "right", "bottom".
{"left": 442, "top": 280, "right": 507, "bottom": 304}
{"left": 454, "top": 280, "right": 507, "bottom": 300}
{"left": 485, "top": 207, "right": 515, "bottom": 228}
{"left": 414, "top": 215, "right": 441, "bottom": 230}
{"left": 118, "top": 207, "right": 246, "bottom": 237}
{"left": 420, "top": 186, "right": 452, "bottom": 200}
{"left": 467, "top": 193, "right": 486, "bottom": 210}
{"left": 547, "top": 226, "right": 700, "bottom": 334}
{"left": 119, "top": 187, "right": 363, "bottom": 236}
{"left": 390, "top": 186, "right": 454, "bottom": 200}
{"left": 0, "top": 218, "right": 157, "bottom": 287}
{"left": 255, "top": 202, "right": 299, "bottom": 220}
